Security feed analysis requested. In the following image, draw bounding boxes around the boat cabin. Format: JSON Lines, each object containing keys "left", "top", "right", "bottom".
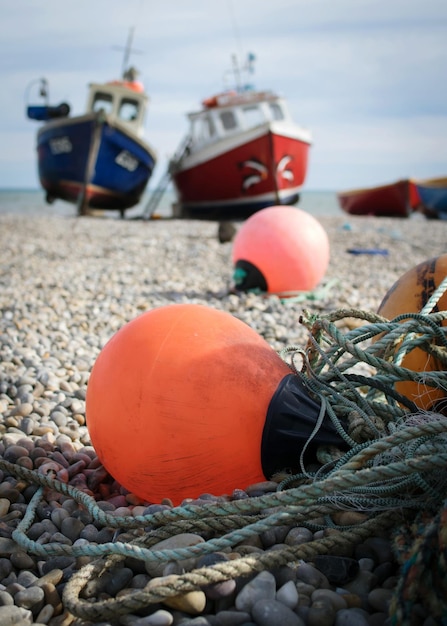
{"left": 186, "top": 90, "right": 291, "bottom": 152}
{"left": 86, "top": 80, "right": 148, "bottom": 137}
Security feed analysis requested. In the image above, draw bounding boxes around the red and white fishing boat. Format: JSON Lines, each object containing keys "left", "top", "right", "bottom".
{"left": 166, "top": 55, "right": 312, "bottom": 220}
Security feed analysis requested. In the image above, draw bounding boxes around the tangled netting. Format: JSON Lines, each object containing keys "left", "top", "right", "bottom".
{"left": 2, "top": 298, "right": 447, "bottom": 623}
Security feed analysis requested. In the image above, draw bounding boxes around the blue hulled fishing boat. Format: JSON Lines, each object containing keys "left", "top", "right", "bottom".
{"left": 26, "top": 33, "right": 157, "bottom": 217}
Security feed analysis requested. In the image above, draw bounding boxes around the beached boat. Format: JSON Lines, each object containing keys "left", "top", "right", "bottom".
{"left": 412, "top": 177, "right": 447, "bottom": 219}
{"left": 26, "top": 36, "right": 157, "bottom": 217}
{"left": 337, "top": 179, "right": 420, "bottom": 218}
{"left": 163, "top": 55, "right": 311, "bottom": 220}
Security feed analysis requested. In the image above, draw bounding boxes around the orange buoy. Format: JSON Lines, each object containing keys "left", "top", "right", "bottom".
{"left": 232, "top": 206, "right": 330, "bottom": 295}
{"left": 86, "top": 304, "right": 345, "bottom": 504}
{"left": 377, "top": 254, "right": 447, "bottom": 410}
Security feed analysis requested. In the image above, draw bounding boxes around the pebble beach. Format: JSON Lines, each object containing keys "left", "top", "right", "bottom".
{"left": 1, "top": 211, "right": 446, "bottom": 626}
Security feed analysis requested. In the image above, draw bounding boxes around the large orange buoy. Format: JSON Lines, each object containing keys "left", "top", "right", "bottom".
{"left": 377, "top": 254, "right": 447, "bottom": 410}
{"left": 232, "top": 206, "right": 330, "bottom": 295}
{"left": 86, "top": 304, "right": 345, "bottom": 504}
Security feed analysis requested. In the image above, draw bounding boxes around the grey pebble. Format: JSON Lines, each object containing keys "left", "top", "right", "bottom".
{"left": 373, "top": 562, "right": 396, "bottom": 585}
{"left": 307, "top": 598, "right": 337, "bottom": 626}
{"left": 144, "top": 533, "right": 204, "bottom": 578}
{"left": 3, "top": 445, "right": 30, "bottom": 462}
{"left": 60, "top": 515, "right": 85, "bottom": 542}
{"left": 313, "top": 555, "right": 359, "bottom": 586}
{"left": 80, "top": 523, "right": 99, "bottom": 542}
{"left": 276, "top": 580, "right": 299, "bottom": 609}
{"left": 0, "top": 590, "right": 14, "bottom": 606}
{"left": 367, "top": 587, "right": 394, "bottom": 613}
{"left": 104, "top": 567, "right": 134, "bottom": 596}
{"left": 363, "top": 537, "right": 393, "bottom": 564}
{"left": 334, "top": 607, "right": 371, "bottom": 626}
{"left": 17, "top": 570, "right": 38, "bottom": 587}
{"left": 197, "top": 553, "right": 236, "bottom": 600}
{"left": 0, "top": 604, "right": 34, "bottom": 624}
{"left": 235, "top": 571, "right": 276, "bottom": 612}
{"left": 296, "top": 563, "right": 330, "bottom": 588}
{"left": 343, "top": 570, "right": 378, "bottom": 596}
{"left": 123, "top": 609, "right": 174, "bottom": 625}
{"left": 214, "top": 610, "right": 252, "bottom": 625}
{"left": 14, "top": 584, "right": 45, "bottom": 609}
{"left": 10, "top": 551, "right": 36, "bottom": 571}
{"left": 39, "top": 556, "right": 76, "bottom": 575}
{"left": 284, "top": 527, "right": 314, "bottom": 546}
{"left": 311, "top": 588, "right": 348, "bottom": 611}
{"left": 0, "top": 558, "right": 13, "bottom": 579}
{"left": 130, "top": 574, "right": 151, "bottom": 589}
{"left": 358, "top": 557, "right": 375, "bottom": 572}
{"left": 35, "top": 603, "right": 55, "bottom": 623}
{"left": 50, "top": 531, "right": 72, "bottom": 546}
{"left": 27, "top": 520, "right": 58, "bottom": 541}
{"left": 251, "top": 598, "right": 302, "bottom": 626}
{"left": 260, "top": 525, "right": 290, "bottom": 548}
{"left": 168, "top": 618, "right": 211, "bottom": 626}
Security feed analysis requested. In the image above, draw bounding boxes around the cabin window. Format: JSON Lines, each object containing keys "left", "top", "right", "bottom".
{"left": 269, "top": 102, "right": 285, "bottom": 121}
{"left": 220, "top": 110, "right": 237, "bottom": 131}
{"left": 242, "top": 105, "right": 264, "bottom": 129}
{"left": 92, "top": 92, "right": 114, "bottom": 114}
{"left": 119, "top": 98, "right": 140, "bottom": 122}
{"left": 193, "top": 115, "right": 216, "bottom": 143}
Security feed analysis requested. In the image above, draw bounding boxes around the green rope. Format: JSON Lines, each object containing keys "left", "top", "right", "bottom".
{"left": 63, "top": 511, "right": 398, "bottom": 621}
{"left": 7, "top": 422, "right": 447, "bottom": 564}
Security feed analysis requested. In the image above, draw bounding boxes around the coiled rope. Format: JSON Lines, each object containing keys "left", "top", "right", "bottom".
{"left": 2, "top": 298, "right": 447, "bottom": 622}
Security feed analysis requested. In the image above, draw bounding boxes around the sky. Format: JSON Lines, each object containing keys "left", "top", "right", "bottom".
{"left": 1, "top": 0, "right": 446, "bottom": 191}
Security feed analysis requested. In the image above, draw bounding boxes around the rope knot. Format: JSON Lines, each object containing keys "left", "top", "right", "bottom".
{"left": 347, "top": 410, "right": 385, "bottom": 443}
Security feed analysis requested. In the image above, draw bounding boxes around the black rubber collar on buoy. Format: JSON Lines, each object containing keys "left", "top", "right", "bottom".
{"left": 261, "top": 374, "right": 349, "bottom": 478}
{"left": 234, "top": 260, "right": 268, "bottom": 292}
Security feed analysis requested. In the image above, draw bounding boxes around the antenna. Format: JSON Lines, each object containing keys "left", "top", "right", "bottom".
{"left": 225, "top": 1, "right": 256, "bottom": 92}
{"left": 113, "top": 27, "right": 143, "bottom": 77}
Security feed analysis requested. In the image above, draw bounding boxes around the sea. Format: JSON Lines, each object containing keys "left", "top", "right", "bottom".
{"left": 0, "top": 188, "right": 342, "bottom": 220}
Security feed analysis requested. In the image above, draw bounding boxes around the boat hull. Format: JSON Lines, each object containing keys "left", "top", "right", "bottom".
{"left": 337, "top": 179, "right": 418, "bottom": 217}
{"left": 413, "top": 177, "right": 447, "bottom": 219}
{"left": 36, "top": 113, "right": 156, "bottom": 212}
{"left": 170, "top": 126, "right": 310, "bottom": 220}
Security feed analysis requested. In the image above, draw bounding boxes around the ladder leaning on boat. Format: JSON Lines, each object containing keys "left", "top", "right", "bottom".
{"left": 141, "top": 134, "right": 192, "bottom": 220}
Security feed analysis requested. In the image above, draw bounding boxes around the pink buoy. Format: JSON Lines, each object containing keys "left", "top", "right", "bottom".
{"left": 232, "top": 206, "right": 330, "bottom": 294}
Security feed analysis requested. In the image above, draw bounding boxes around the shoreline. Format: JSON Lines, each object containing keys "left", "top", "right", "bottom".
{"left": 1, "top": 212, "right": 446, "bottom": 625}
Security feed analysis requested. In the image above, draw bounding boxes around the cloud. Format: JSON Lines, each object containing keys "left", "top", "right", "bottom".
{"left": 1, "top": 0, "right": 446, "bottom": 189}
